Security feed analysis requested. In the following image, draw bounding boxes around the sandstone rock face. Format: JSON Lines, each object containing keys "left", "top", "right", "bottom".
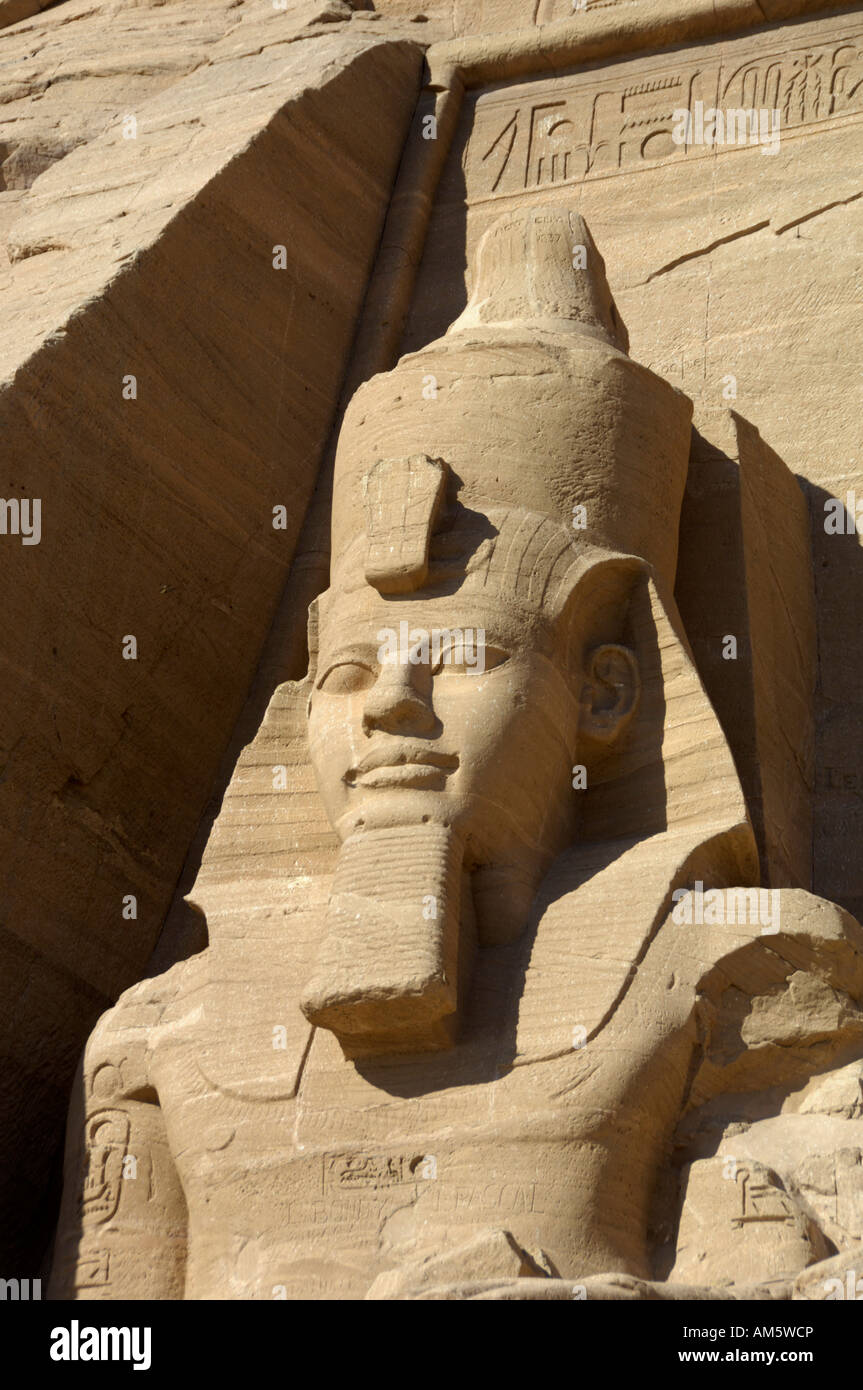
{"left": 6, "top": 0, "right": 863, "bottom": 1301}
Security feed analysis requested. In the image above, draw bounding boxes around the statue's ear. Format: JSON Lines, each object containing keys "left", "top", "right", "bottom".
{"left": 579, "top": 643, "right": 639, "bottom": 744}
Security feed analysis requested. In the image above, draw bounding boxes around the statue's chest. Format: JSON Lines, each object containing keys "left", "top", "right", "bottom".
{"left": 155, "top": 1029, "right": 635, "bottom": 1298}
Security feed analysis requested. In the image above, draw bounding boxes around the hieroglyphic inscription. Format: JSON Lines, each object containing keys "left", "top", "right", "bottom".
{"left": 75, "top": 1250, "right": 111, "bottom": 1289}
{"left": 732, "top": 1167, "right": 798, "bottom": 1227}
{"left": 290, "top": 1176, "right": 543, "bottom": 1231}
{"left": 466, "top": 21, "right": 863, "bottom": 202}
{"left": 80, "top": 1109, "right": 130, "bottom": 1225}
{"left": 325, "top": 1152, "right": 436, "bottom": 1190}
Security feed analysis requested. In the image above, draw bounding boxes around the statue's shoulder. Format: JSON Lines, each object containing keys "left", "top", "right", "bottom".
{"left": 81, "top": 952, "right": 208, "bottom": 1102}
{"left": 689, "top": 884, "right": 862, "bottom": 953}
{"left": 772, "top": 886, "right": 863, "bottom": 939}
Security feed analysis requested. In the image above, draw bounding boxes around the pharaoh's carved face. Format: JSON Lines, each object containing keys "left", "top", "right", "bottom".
{"left": 302, "top": 494, "right": 640, "bottom": 1043}
{"left": 307, "top": 583, "right": 635, "bottom": 873}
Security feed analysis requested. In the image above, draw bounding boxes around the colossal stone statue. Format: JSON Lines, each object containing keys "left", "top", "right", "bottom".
{"left": 49, "top": 208, "right": 863, "bottom": 1301}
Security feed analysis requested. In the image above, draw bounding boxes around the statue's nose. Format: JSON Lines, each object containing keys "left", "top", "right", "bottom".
{"left": 362, "top": 662, "right": 436, "bottom": 735}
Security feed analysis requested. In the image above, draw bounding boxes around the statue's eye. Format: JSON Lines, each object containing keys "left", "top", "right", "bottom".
{"left": 432, "top": 645, "right": 510, "bottom": 676}
{"left": 317, "top": 661, "right": 376, "bottom": 694}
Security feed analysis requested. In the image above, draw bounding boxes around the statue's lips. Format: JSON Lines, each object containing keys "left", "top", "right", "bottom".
{"left": 346, "top": 747, "right": 458, "bottom": 789}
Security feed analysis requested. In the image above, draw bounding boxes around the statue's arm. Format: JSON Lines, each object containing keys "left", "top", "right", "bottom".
{"left": 48, "top": 1002, "right": 187, "bottom": 1300}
